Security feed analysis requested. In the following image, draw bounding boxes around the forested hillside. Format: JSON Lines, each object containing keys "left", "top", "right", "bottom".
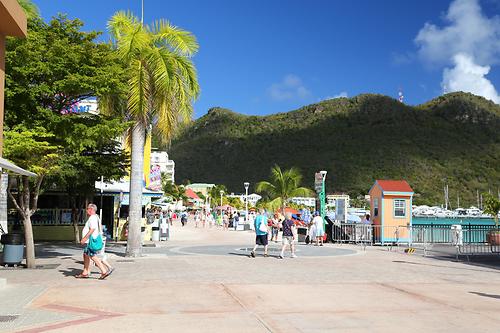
{"left": 169, "top": 92, "right": 500, "bottom": 205}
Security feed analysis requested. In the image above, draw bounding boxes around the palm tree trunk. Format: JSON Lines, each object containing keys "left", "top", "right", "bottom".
{"left": 126, "top": 122, "right": 146, "bottom": 257}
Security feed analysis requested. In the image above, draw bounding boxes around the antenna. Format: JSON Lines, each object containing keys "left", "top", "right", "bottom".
{"left": 398, "top": 87, "right": 404, "bottom": 103}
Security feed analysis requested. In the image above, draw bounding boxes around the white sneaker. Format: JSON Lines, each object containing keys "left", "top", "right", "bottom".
{"left": 291, "top": 254, "right": 298, "bottom": 258}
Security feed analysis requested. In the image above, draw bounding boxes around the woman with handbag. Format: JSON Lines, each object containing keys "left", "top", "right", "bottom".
{"left": 250, "top": 208, "right": 269, "bottom": 258}
{"left": 75, "top": 203, "right": 111, "bottom": 280}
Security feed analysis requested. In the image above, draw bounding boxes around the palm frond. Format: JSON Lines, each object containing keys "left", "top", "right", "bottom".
{"left": 108, "top": 11, "right": 138, "bottom": 44}
{"left": 151, "top": 19, "right": 199, "bottom": 56}
{"left": 127, "top": 59, "right": 150, "bottom": 126}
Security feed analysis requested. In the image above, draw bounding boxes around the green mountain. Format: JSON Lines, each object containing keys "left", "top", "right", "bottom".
{"left": 169, "top": 92, "right": 500, "bottom": 206}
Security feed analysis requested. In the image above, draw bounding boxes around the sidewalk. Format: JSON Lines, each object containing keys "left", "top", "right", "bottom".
{"left": 1, "top": 221, "right": 500, "bottom": 332}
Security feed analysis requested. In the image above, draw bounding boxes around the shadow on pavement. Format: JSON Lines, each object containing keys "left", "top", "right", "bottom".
{"left": 469, "top": 291, "right": 500, "bottom": 299}
{"left": 59, "top": 267, "right": 82, "bottom": 277}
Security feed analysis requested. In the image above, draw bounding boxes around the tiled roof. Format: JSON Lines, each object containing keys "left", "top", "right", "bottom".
{"left": 376, "top": 180, "right": 413, "bottom": 193}
{"left": 185, "top": 188, "right": 201, "bottom": 200}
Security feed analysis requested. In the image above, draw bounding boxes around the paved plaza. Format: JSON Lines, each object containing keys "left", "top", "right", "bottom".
{"left": 1, "top": 221, "right": 500, "bottom": 332}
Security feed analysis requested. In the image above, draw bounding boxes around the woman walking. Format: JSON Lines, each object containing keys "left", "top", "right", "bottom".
{"left": 312, "top": 211, "right": 325, "bottom": 246}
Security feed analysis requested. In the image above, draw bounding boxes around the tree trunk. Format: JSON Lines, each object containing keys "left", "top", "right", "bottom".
{"left": 22, "top": 213, "right": 35, "bottom": 268}
{"left": 8, "top": 175, "right": 44, "bottom": 269}
{"left": 126, "top": 122, "right": 145, "bottom": 257}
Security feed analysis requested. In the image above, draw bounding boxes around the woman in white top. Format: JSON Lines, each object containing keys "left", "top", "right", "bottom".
{"left": 312, "top": 211, "right": 325, "bottom": 246}
{"left": 75, "top": 204, "right": 111, "bottom": 279}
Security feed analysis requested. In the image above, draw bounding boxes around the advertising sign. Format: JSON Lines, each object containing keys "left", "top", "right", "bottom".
{"left": 149, "top": 164, "right": 162, "bottom": 191}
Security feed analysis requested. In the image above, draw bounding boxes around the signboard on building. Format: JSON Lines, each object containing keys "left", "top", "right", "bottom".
{"left": 149, "top": 164, "right": 162, "bottom": 191}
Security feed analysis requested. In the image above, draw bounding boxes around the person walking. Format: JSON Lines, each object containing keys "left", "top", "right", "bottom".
{"left": 250, "top": 209, "right": 269, "bottom": 258}
{"left": 194, "top": 210, "right": 201, "bottom": 228}
{"left": 279, "top": 212, "right": 297, "bottom": 259}
{"left": 233, "top": 212, "right": 239, "bottom": 231}
{"left": 75, "top": 204, "right": 111, "bottom": 279}
{"left": 223, "top": 211, "right": 230, "bottom": 230}
{"left": 312, "top": 211, "right": 325, "bottom": 246}
{"left": 180, "top": 211, "right": 188, "bottom": 226}
{"left": 270, "top": 213, "right": 280, "bottom": 242}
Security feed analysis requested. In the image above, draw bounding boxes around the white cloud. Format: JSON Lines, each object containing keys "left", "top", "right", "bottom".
{"left": 415, "top": 0, "right": 500, "bottom": 103}
{"left": 325, "top": 91, "right": 348, "bottom": 100}
{"left": 442, "top": 53, "right": 500, "bottom": 103}
{"left": 391, "top": 52, "right": 415, "bottom": 66}
{"left": 415, "top": 0, "right": 500, "bottom": 66}
{"left": 268, "top": 74, "right": 311, "bottom": 101}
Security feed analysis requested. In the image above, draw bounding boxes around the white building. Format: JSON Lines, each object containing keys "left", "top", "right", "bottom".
{"left": 289, "top": 197, "right": 316, "bottom": 208}
{"left": 150, "top": 151, "right": 175, "bottom": 183}
{"left": 227, "top": 193, "right": 262, "bottom": 207}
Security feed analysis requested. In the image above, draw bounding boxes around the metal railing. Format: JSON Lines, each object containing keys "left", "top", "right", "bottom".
{"left": 330, "top": 223, "right": 500, "bottom": 256}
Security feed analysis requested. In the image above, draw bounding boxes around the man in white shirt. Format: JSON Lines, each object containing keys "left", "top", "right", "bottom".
{"left": 75, "top": 203, "right": 111, "bottom": 279}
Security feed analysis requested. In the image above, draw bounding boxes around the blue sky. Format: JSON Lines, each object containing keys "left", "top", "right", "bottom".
{"left": 34, "top": 0, "right": 500, "bottom": 118}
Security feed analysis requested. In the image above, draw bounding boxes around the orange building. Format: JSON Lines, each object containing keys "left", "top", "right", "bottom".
{"left": 369, "top": 180, "right": 414, "bottom": 244}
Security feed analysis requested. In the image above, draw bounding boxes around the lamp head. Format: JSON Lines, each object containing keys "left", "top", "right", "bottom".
{"left": 320, "top": 170, "right": 327, "bottom": 179}
{"left": 244, "top": 182, "right": 249, "bottom": 189}
{"left": 220, "top": 190, "right": 224, "bottom": 195}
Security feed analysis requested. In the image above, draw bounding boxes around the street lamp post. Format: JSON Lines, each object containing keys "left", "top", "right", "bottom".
{"left": 319, "top": 171, "right": 327, "bottom": 230}
{"left": 244, "top": 182, "right": 249, "bottom": 224}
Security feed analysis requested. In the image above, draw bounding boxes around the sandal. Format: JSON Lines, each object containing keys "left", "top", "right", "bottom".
{"left": 99, "top": 271, "right": 111, "bottom": 280}
{"left": 75, "top": 273, "right": 89, "bottom": 279}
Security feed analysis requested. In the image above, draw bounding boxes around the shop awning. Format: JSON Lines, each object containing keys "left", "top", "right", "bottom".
{"left": 0, "top": 157, "right": 36, "bottom": 177}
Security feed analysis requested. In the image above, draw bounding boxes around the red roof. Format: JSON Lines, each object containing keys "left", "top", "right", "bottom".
{"left": 376, "top": 180, "right": 413, "bottom": 193}
{"left": 185, "top": 188, "right": 201, "bottom": 200}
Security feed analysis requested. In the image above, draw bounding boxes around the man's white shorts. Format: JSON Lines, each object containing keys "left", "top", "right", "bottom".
{"left": 282, "top": 236, "right": 294, "bottom": 245}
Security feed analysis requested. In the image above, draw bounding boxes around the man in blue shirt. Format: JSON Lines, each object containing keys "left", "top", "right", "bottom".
{"left": 250, "top": 209, "right": 269, "bottom": 258}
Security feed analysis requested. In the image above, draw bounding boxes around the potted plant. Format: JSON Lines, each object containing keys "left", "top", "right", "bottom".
{"left": 483, "top": 194, "right": 500, "bottom": 245}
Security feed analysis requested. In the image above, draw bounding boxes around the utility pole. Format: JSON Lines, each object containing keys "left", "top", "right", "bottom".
{"left": 141, "top": 0, "right": 144, "bottom": 24}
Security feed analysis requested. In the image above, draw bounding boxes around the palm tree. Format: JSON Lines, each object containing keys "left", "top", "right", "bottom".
{"left": 104, "top": 12, "right": 199, "bottom": 256}
{"left": 256, "top": 165, "right": 312, "bottom": 214}
{"left": 208, "top": 184, "right": 227, "bottom": 209}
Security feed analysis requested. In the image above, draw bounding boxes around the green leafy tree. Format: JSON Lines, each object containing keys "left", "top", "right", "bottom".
{"left": 3, "top": 126, "right": 59, "bottom": 268}
{"left": 256, "top": 165, "right": 312, "bottom": 214}
{"left": 103, "top": 11, "right": 200, "bottom": 257}
{"left": 227, "top": 197, "right": 243, "bottom": 210}
{"left": 16, "top": 0, "right": 40, "bottom": 20}
{"left": 483, "top": 193, "right": 500, "bottom": 228}
{"left": 48, "top": 115, "right": 129, "bottom": 242}
{"left": 208, "top": 184, "right": 228, "bottom": 208}
{"left": 161, "top": 178, "right": 187, "bottom": 203}
{"left": 5, "top": 15, "right": 130, "bottom": 255}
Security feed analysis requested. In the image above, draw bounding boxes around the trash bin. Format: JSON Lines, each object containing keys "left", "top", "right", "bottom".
{"left": 159, "top": 222, "right": 169, "bottom": 241}
{"left": 152, "top": 227, "right": 160, "bottom": 241}
{"left": 1, "top": 233, "right": 24, "bottom": 265}
{"left": 451, "top": 225, "right": 463, "bottom": 246}
{"left": 141, "top": 226, "right": 146, "bottom": 243}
